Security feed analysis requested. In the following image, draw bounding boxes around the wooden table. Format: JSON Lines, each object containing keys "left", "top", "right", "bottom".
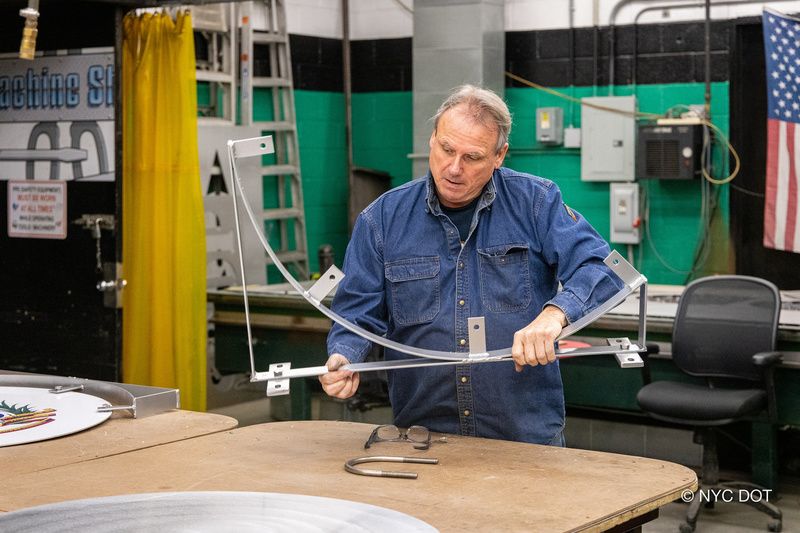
{"left": 4, "top": 420, "right": 696, "bottom": 532}
{"left": 2, "top": 410, "right": 237, "bottom": 478}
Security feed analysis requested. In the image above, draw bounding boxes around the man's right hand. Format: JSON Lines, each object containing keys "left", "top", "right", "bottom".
{"left": 318, "top": 353, "right": 360, "bottom": 399}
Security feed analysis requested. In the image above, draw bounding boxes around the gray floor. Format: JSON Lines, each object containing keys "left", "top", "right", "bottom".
{"left": 208, "top": 390, "right": 798, "bottom": 533}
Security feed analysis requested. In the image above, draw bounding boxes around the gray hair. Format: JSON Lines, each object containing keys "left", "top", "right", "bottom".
{"left": 432, "top": 85, "right": 512, "bottom": 153}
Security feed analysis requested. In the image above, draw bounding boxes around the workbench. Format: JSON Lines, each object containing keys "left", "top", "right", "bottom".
{"left": 3, "top": 420, "right": 697, "bottom": 532}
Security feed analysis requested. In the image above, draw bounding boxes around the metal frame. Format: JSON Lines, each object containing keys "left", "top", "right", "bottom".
{"left": 227, "top": 135, "right": 649, "bottom": 396}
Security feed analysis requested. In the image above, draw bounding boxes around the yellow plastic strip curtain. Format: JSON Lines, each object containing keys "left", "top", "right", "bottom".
{"left": 122, "top": 11, "right": 206, "bottom": 411}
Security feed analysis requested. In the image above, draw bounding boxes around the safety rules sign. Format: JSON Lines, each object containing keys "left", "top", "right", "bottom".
{"left": 7, "top": 180, "right": 67, "bottom": 239}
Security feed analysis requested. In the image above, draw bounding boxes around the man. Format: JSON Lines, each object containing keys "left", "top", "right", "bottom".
{"left": 320, "top": 85, "right": 622, "bottom": 445}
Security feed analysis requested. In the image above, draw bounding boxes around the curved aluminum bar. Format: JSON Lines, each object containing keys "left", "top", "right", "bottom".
{"left": 228, "top": 138, "right": 646, "bottom": 374}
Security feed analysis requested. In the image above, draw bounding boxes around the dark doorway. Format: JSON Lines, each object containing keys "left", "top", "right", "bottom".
{"left": 0, "top": 1, "right": 121, "bottom": 381}
{"left": 729, "top": 19, "right": 800, "bottom": 289}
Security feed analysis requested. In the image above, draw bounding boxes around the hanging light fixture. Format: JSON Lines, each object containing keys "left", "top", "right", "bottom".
{"left": 19, "top": 0, "right": 40, "bottom": 60}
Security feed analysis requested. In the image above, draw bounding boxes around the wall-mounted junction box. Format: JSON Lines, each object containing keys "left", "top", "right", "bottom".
{"left": 610, "top": 182, "right": 640, "bottom": 244}
{"left": 536, "top": 107, "right": 563, "bottom": 145}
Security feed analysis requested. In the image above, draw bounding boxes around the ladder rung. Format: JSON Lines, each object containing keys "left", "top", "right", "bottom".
{"left": 253, "top": 121, "right": 295, "bottom": 132}
{"left": 253, "top": 77, "right": 292, "bottom": 88}
{"left": 261, "top": 165, "right": 299, "bottom": 176}
{"left": 196, "top": 70, "right": 235, "bottom": 84}
{"left": 263, "top": 207, "right": 303, "bottom": 221}
{"left": 266, "top": 251, "right": 307, "bottom": 265}
{"left": 253, "top": 32, "right": 286, "bottom": 44}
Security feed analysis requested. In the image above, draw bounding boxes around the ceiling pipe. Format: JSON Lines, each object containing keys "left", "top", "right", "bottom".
{"left": 610, "top": 0, "right": 800, "bottom": 92}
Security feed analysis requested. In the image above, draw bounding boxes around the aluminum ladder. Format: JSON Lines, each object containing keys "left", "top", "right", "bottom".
{"left": 239, "top": 0, "right": 309, "bottom": 280}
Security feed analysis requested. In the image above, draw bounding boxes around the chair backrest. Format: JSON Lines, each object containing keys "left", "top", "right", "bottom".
{"left": 672, "top": 275, "right": 780, "bottom": 381}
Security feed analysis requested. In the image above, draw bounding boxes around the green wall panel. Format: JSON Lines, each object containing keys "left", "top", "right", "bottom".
{"left": 293, "top": 90, "right": 349, "bottom": 276}
{"left": 352, "top": 92, "right": 413, "bottom": 187}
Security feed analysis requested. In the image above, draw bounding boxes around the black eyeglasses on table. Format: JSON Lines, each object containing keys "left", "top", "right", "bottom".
{"left": 364, "top": 424, "right": 431, "bottom": 451}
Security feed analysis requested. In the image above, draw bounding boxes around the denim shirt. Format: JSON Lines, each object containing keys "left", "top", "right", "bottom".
{"left": 327, "top": 167, "right": 623, "bottom": 444}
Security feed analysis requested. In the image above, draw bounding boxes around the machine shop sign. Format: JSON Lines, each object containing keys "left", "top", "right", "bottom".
{"left": 0, "top": 51, "right": 114, "bottom": 181}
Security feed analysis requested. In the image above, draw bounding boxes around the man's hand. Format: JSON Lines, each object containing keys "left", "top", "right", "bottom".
{"left": 319, "top": 353, "right": 360, "bottom": 399}
{"left": 511, "top": 306, "right": 567, "bottom": 372}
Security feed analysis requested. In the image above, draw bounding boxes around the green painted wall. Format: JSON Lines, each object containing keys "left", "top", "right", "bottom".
{"left": 293, "top": 90, "right": 349, "bottom": 277}
{"left": 348, "top": 83, "right": 733, "bottom": 285}
{"left": 352, "top": 92, "right": 415, "bottom": 188}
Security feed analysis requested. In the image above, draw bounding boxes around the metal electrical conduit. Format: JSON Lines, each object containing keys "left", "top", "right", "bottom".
{"left": 608, "top": 0, "right": 800, "bottom": 89}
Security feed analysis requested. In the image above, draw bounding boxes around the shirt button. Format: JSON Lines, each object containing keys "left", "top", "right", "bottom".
{"left": 461, "top": 376, "right": 468, "bottom": 383}
{"left": 459, "top": 262, "right": 464, "bottom": 269}
{"left": 458, "top": 299, "right": 465, "bottom": 306}
{"left": 459, "top": 339, "right": 466, "bottom": 346}
{"left": 464, "top": 410, "right": 470, "bottom": 416}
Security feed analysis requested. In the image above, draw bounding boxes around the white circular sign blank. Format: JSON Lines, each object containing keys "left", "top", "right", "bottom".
{"left": 0, "top": 386, "right": 111, "bottom": 447}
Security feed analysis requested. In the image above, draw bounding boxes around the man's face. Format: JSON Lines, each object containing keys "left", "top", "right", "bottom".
{"left": 428, "top": 104, "right": 508, "bottom": 208}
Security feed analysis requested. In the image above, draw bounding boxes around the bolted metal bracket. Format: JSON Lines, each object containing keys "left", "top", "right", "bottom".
{"left": 307, "top": 265, "right": 344, "bottom": 303}
{"left": 606, "top": 337, "right": 631, "bottom": 350}
{"left": 607, "top": 337, "right": 643, "bottom": 368}
{"left": 73, "top": 213, "right": 115, "bottom": 233}
{"left": 96, "top": 262, "right": 126, "bottom": 309}
{"left": 615, "top": 352, "right": 644, "bottom": 368}
{"left": 266, "top": 362, "right": 291, "bottom": 397}
{"left": 467, "top": 317, "right": 487, "bottom": 358}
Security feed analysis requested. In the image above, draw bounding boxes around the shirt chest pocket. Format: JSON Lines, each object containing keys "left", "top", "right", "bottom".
{"left": 385, "top": 256, "right": 441, "bottom": 326}
{"left": 478, "top": 244, "right": 532, "bottom": 313}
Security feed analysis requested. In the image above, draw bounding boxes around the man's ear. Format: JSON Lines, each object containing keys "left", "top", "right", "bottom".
{"left": 495, "top": 143, "right": 509, "bottom": 168}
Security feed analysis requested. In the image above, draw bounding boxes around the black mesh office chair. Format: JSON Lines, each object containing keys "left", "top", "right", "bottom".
{"left": 636, "top": 276, "right": 783, "bottom": 533}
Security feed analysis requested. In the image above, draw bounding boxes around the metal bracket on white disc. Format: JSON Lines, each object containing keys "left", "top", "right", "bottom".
{"left": 226, "top": 135, "right": 650, "bottom": 393}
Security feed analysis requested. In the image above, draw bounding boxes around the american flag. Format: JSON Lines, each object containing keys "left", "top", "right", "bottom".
{"left": 764, "top": 8, "right": 800, "bottom": 253}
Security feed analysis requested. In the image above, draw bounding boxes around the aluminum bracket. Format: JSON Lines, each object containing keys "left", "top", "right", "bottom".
{"left": 266, "top": 362, "right": 292, "bottom": 397}
{"left": 615, "top": 352, "right": 644, "bottom": 368}
{"left": 467, "top": 317, "right": 487, "bottom": 357}
{"left": 307, "top": 265, "right": 344, "bottom": 303}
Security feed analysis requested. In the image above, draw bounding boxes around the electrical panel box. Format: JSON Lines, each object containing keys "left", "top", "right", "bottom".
{"left": 636, "top": 124, "right": 702, "bottom": 180}
{"left": 536, "top": 107, "right": 563, "bottom": 145}
{"left": 610, "top": 183, "right": 640, "bottom": 244}
{"left": 581, "top": 96, "right": 637, "bottom": 182}
{"left": 564, "top": 127, "right": 581, "bottom": 148}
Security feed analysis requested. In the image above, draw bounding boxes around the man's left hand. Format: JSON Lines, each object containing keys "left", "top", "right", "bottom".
{"left": 511, "top": 306, "right": 567, "bottom": 372}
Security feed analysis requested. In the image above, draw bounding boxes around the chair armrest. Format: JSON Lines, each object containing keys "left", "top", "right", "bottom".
{"left": 752, "top": 351, "right": 783, "bottom": 367}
